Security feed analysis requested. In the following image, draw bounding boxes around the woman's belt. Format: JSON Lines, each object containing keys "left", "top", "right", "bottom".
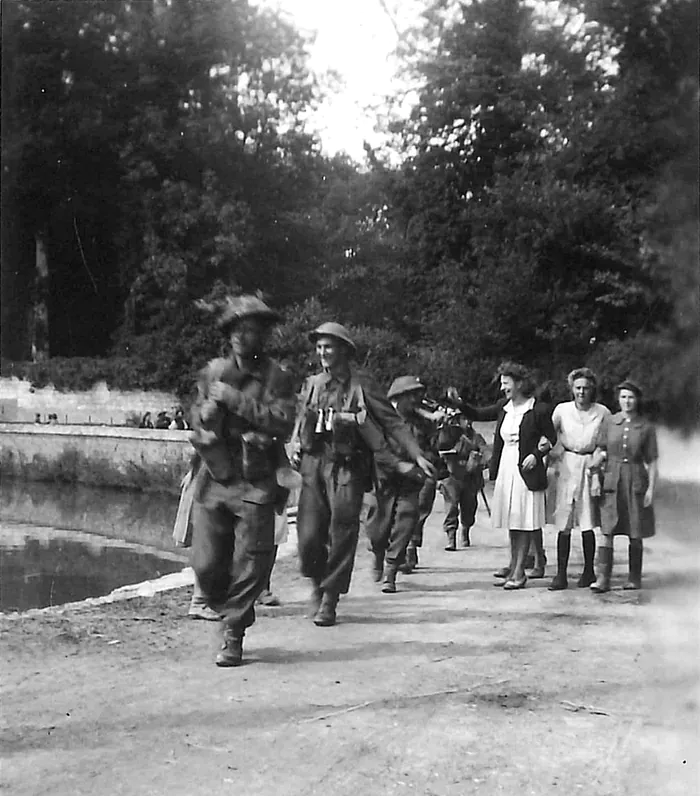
{"left": 562, "top": 447, "right": 595, "bottom": 455}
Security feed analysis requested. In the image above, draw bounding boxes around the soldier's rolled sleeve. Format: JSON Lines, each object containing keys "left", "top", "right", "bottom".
{"left": 192, "top": 364, "right": 224, "bottom": 432}
{"left": 363, "top": 381, "right": 422, "bottom": 460}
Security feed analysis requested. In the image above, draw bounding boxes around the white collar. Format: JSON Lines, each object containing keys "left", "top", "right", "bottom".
{"left": 504, "top": 396, "right": 535, "bottom": 414}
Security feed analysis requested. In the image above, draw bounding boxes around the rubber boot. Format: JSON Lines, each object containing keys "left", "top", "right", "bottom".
{"left": 548, "top": 533, "right": 571, "bottom": 591}
{"left": 372, "top": 549, "right": 384, "bottom": 582}
{"left": 444, "top": 529, "right": 457, "bottom": 552}
{"left": 577, "top": 530, "right": 596, "bottom": 587}
{"left": 313, "top": 591, "right": 339, "bottom": 626}
{"left": 215, "top": 627, "right": 244, "bottom": 667}
{"left": 381, "top": 567, "right": 397, "bottom": 594}
{"left": 590, "top": 547, "right": 613, "bottom": 593}
{"left": 623, "top": 543, "right": 643, "bottom": 590}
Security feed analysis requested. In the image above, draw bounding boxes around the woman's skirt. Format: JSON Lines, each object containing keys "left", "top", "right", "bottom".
{"left": 492, "top": 444, "right": 545, "bottom": 531}
{"left": 602, "top": 465, "right": 655, "bottom": 539}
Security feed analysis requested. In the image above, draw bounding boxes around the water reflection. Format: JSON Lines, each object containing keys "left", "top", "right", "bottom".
{"left": 0, "top": 525, "right": 187, "bottom": 612}
{"left": 0, "top": 479, "right": 179, "bottom": 549}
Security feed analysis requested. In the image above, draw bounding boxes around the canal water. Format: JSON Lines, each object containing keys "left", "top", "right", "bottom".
{"left": 0, "top": 479, "right": 188, "bottom": 612}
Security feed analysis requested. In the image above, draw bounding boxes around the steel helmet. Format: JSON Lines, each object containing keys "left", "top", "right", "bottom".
{"left": 387, "top": 375, "right": 426, "bottom": 400}
{"left": 308, "top": 322, "right": 356, "bottom": 353}
{"left": 217, "top": 294, "right": 280, "bottom": 331}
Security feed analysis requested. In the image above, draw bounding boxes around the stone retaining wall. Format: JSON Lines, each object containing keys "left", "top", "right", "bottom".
{"left": 0, "top": 424, "right": 191, "bottom": 493}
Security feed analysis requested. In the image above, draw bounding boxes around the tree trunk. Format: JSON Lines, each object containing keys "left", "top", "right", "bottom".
{"left": 31, "top": 233, "right": 50, "bottom": 363}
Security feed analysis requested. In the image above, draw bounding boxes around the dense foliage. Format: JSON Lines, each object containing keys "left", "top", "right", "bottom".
{"left": 1, "top": 0, "right": 697, "bottom": 426}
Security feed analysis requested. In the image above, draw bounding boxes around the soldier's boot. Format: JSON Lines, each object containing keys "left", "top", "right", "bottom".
{"left": 590, "top": 547, "right": 613, "bottom": 593}
{"left": 444, "top": 529, "right": 457, "bottom": 552}
{"left": 402, "top": 542, "right": 419, "bottom": 572}
{"left": 215, "top": 627, "right": 244, "bottom": 667}
{"left": 256, "top": 589, "right": 281, "bottom": 607}
{"left": 309, "top": 582, "right": 323, "bottom": 617}
{"left": 524, "top": 554, "right": 535, "bottom": 570}
{"left": 188, "top": 601, "right": 221, "bottom": 621}
{"left": 577, "top": 530, "right": 597, "bottom": 587}
{"left": 460, "top": 527, "right": 471, "bottom": 547}
{"left": 372, "top": 549, "right": 384, "bottom": 582}
{"left": 623, "top": 543, "right": 643, "bottom": 590}
{"left": 313, "top": 591, "right": 339, "bottom": 627}
{"left": 548, "top": 532, "right": 571, "bottom": 591}
{"left": 381, "top": 567, "right": 397, "bottom": 594}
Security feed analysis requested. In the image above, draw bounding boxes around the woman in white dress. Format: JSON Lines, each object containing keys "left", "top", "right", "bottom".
{"left": 548, "top": 368, "right": 610, "bottom": 591}
{"left": 448, "top": 363, "right": 556, "bottom": 589}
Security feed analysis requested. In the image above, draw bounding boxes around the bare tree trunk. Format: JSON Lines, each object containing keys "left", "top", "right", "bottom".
{"left": 31, "top": 233, "right": 49, "bottom": 363}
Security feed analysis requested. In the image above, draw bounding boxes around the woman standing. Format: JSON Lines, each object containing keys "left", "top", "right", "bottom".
{"left": 548, "top": 368, "right": 611, "bottom": 590}
{"left": 448, "top": 363, "right": 556, "bottom": 589}
{"left": 590, "top": 380, "right": 658, "bottom": 592}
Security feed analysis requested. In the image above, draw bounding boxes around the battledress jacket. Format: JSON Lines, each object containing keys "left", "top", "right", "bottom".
{"left": 189, "top": 355, "right": 296, "bottom": 505}
{"left": 294, "top": 369, "right": 423, "bottom": 479}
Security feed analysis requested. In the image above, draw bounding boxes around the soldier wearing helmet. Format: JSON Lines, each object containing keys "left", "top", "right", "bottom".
{"left": 290, "top": 323, "right": 437, "bottom": 626}
{"left": 188, "top": 294, "right": 296, "bottom": 667}
{"left": 365, "top": 376, "right": 443, "bottom": 593}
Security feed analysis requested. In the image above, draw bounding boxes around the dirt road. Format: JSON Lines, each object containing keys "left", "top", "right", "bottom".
{"left": 1, "top": 480, "right": 698, "bottom": 796}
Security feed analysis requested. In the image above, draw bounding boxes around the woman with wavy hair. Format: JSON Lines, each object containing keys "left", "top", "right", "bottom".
{"left": 448, "top": 362, "right": 556, "bottom": 589}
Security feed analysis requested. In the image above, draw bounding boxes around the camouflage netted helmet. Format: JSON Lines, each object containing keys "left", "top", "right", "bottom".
{"left": 387, "top": 375, "right": 426, "bottom": 400}
{"left": 308, "top": 322, "right": 356, "bottom": 354}
{"left": 217, "top": 294, "right": 280, "bottom": 332}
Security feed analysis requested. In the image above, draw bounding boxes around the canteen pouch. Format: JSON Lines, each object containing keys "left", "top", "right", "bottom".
{"left": 241, "top": 432, "right": 276, "bottom": 482}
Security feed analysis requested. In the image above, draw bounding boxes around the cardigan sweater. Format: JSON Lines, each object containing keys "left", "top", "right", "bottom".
{"left": 455, "top": 397, "right": 556, "bottom": 492}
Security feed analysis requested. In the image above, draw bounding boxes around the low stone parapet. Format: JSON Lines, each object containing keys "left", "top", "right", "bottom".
{"left": 0, "top": 423, "right": 191, "bottom": 492}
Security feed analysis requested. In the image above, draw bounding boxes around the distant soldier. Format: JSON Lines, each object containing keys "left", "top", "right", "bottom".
{"left": 291, "top": 323, "right": 436, "bottom": 627}
{"left": 437, "top": 414, "right": 487, "bottom": 550}
{"left": 188, "top": 295, "right": 295, "bottom": 667}
{"left": 366, "top": 376, "right": 439, "bottom": 593}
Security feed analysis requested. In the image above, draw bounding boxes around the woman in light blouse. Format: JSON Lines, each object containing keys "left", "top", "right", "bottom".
{"left": 548, "top": 368, "right": 610, "bottom": 590}
{"left": 590, "top": 380, "right": 658, "bottom": 592}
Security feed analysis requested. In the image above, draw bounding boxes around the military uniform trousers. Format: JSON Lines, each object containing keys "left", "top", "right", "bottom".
{"left": 296, "top": 454, "right": 366, "bottom": 595}
{"left": 191, "top": 477, "right": 275, "bottom": 633}
{"left": 366, "top": 480, "right": 421, "bottom": 569}
{"left": 412, "top": 478, "right": 437, "bottom": 547}
{"left": 442, "top": 475, "right": 480, "bottom": 536}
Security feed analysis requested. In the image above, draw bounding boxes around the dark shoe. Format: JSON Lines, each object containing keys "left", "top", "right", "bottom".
{"left": 381, "top": 568, "right": 397, "bottom": 594}
{"left": 623, "top": 544, "right": 643, "bottom": 590}
{"left": 529, "top": 565, "right": 546, "bottom": 579}
{"left": 444, "top": 529, "right": 457, "bottom": 551}
{"left": 215, "top": 628, "right": 243, "bottom": 667}
{"left": 445, "top": 542, "right": 457, "bottom": 551}
{"left": 256, "top": 589, "right": 281, "bottom": 607}
{"left": 313, "top": 592, "right": 339, "bottom": 626}
{"left": 460, "top": 527, "right": 471, "bottom": 547}
{"left": 548, "top": 573, "right": 568, "bottom": 591}
{"left": 188, "top": 603, "right": 221, "bottom": 621}
{"left": 493, "top": 566, "right": 511, "bottom": 579}
{"left": 524, "top": 554, "right": 535, "bottom": 570}
{"left": 590, "top": 547, "right": 613, "bottom": 593}
{"left": 578, "top": 530, "right": 596, "bottom": 587}
{"left": 503, "top": 576, "right": 527, "bottom": 590}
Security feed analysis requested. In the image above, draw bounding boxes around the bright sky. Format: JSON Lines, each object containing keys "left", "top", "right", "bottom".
{"left": 268, "top": 0, "right": 410, "bottom": 160}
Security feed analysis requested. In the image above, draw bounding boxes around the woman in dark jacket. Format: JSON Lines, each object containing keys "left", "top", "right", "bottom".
{"left": 448, "top": 363, "right": 556, "bottom": 589}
